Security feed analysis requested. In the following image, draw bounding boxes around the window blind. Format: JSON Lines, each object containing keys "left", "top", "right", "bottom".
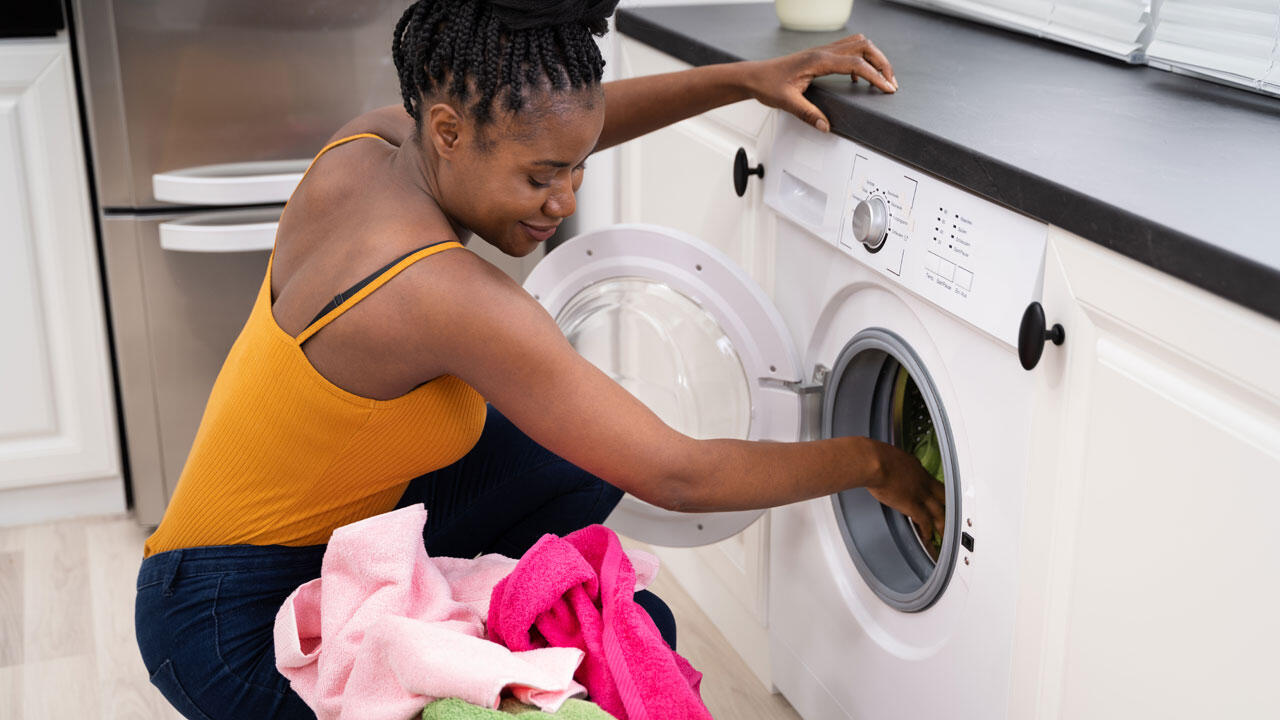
{"left": 886, "top": 0, "right": 1154, "bottom": 61}
{"left": 1146, "top": 0, "right": 1280, "bottom": 96}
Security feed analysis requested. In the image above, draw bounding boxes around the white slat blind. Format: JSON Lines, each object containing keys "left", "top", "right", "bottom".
{"left": 887, "top": 0, "right": 1153, "bottom": 61}
{"left": 1146, "top": 0, "right": 1280, "bottom": 96}
{"left": 1047, "top": 0, "right": 1152, "bottom": 59}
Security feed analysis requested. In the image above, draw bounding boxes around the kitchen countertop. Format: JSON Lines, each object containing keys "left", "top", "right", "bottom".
{"left": 616, "top": 1, "right": 1280, "bottom": 322}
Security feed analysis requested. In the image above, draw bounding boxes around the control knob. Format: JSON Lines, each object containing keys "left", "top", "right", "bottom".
{"left": 851, "top": 196, "right": 889, "bottom": 253}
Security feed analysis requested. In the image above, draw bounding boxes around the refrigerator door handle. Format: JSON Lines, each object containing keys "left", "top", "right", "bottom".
{"left": 158, "top": 209, "right": 282, "bottom": 253}
{"left": 153, "top": 159, "right": 310, "bottom": 206}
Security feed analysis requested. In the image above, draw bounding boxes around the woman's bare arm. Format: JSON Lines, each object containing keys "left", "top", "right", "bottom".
{"left": 596, "top": 33, "right": 897, "bottom": 151}
{"left": 331, "top": 33, "right": 897, "bottom": 152}
{"left": 404, "top": 252, "right": 945, "bottom": 536}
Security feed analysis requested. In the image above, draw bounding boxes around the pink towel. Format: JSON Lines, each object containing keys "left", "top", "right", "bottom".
{"left": 487, "top": 525, "right": 712, "bottom": 720}
{"left": 274, "top": 504, "right": 587, "bottom": 720}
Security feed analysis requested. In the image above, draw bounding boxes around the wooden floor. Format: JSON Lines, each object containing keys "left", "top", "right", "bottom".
{"left": 0, "top": 514, "right": 800, "bottom": 720}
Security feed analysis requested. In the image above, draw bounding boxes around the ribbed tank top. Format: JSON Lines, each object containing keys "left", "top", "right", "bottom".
{"left": 144, "top": 135, "right": 487, "bottom": 557}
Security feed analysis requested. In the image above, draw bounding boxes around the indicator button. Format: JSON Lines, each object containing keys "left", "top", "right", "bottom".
{"left": 925, "top": 252, "right": 941, "bottom": 274}
{"left": 938, "top": 258, "right": 956, "bottom": 280}
{"left": 955, "top": 267, "right": 974, "bottom": 290}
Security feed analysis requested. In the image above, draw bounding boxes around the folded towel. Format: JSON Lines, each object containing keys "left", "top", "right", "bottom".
{"left": 488, "top": 525, "right": 711, "bottom": 720}
{"left": 422, "top": 697, "right": 616, "bottom": 719}
{"left": 274, "top": 504, "right": 587, "bottom": 720}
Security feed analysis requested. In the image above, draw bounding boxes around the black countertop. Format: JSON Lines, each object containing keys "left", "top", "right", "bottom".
{"left": 617, "top": 1, "right": 1280, "bottom": 322}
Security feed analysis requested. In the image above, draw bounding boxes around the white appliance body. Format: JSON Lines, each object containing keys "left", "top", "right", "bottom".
{"left": 764, "top": 114, "right": 1049, "bottom": 719}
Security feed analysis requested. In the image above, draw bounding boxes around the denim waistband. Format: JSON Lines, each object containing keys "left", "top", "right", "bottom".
{"left": 137, "top": 543, "right": 327, "bottom": 590}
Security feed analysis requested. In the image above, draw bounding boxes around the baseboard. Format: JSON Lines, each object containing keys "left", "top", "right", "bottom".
{"left": 0, "top": 476, "right": 126, "bottom": 527}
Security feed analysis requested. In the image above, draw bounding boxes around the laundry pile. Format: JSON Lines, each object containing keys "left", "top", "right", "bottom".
{"left": 489, "top": 526, "right": 710, "bottom": 720}
{"left": 273, "top": 504, "right": 711, "bottom": 720}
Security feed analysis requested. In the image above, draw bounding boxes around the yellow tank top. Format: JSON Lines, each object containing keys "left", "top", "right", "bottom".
{"left": 144, "top": 135, "right": 487, "bottom": 557}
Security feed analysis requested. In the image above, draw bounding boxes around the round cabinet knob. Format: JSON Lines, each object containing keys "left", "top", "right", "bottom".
{"left": 851, "top": 196, "right": 889, "bottom": 252}
{"left": 1018, "top": 301, "right": 1066, "bottom": 371}
{"left": 733, "top": 147, "right": 764, "bottom": 198}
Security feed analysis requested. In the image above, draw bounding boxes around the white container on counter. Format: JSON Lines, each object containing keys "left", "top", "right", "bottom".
{"left": 775, "top": 0, "right": 854, "bottom": 31}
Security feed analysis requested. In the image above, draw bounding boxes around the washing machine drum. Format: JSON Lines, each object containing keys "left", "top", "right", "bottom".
{"left": 826, "top": 328, "right": 962, "bottom": 612}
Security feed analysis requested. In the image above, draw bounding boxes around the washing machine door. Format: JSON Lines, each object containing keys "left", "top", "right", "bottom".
{"left": 523, "top": 224, "right": 803, "bottom": 547}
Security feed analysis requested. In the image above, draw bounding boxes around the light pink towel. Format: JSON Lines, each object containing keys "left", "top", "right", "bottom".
{"left": 487, "top": 525, "right": 712, "bottom": 720}
{"left": 274, "top": 504, "right": 587, "bottom": 720}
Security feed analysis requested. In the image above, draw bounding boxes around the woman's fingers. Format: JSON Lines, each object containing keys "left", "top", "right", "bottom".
{"left": 787, "top": 88, "right": 831, "bottom": 132}
{"left": 924, "top": 494, "right": 946, "bottom": 535}
{"left": 841, "top": 53, "right": 896, "bottom": 94}
{"left": 822, "top": 37, "right": 896, "bottom": 92}
{"left": 860, "top": 41, "right": 896, "bottom": 88}
{"left": 753, "top": 33, "right": 896, "bottom": 130}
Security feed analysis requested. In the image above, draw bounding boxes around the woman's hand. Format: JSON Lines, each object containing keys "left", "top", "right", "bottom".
{"left": 865, "top": 441, "right": 947, "bottom": 548}
{"left": 743, "top": 34, "right": 897, "bottom": 133}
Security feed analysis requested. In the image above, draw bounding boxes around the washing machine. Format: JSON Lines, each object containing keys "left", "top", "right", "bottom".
{"left": 523, "top": 112, "right": 1055, "bottom": 719}
{"left": 762, "top": 113, "right": 1053, "bottom": 719}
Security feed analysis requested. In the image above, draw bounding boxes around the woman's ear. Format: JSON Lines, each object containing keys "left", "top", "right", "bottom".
{"left": 424, "top": 102, "right": 463, "bottom": 157}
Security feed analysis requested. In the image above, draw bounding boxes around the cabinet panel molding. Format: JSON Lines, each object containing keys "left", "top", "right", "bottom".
{"left": 0, "top": 38, "right": 122, "bottom": 510}
{"left": 1051, "top": 226, "right": 1280, "bottom": 403}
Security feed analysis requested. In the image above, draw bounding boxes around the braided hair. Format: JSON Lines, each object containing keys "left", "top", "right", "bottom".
{"left": 392, "top": 0, "right": 618, "bottom": 128}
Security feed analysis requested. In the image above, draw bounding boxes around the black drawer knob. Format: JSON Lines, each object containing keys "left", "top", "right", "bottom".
{"left": 733, "top": 147, "right": 764, "bottom": 197}
{"left": 1018, "top": 301, "right": 1065, "bottom": 371}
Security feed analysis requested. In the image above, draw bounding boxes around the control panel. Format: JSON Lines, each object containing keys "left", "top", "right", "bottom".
{"left": 764, "top": 114, "right": 1048, "bottom": 348}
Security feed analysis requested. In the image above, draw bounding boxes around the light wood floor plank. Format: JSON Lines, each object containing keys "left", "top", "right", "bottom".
{"left": 22, "top": 522, "right": 94, "bottom": 662}
{"left": 0, "top": 665, "right": 20, "bottom": 720}
{"left": 0, "top": 524, "right": 23, "bottom": 553}
{"left": 86, "top": 519, "right": 182, "bottom": 720}
{"left": 23, "top": 655, "right": 102, "bottom": 720}
{"left": 0, "top": 552, "right": 22, "bottom": 667}
{"left": 638, "top": 544, "right": 802, "bottom": 720}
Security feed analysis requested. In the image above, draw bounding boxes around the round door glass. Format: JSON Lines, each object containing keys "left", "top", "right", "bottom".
{"left": 825, "top": 328, "right": 961, "bottom": 613}
{"left": 556, "top": 277, "right": 751, "bottom": 440}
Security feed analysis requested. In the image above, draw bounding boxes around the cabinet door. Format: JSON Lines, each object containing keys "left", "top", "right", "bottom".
{"left": 1011, "top": 228, "right": 1280, "bottom": 719}
{"left": 617, "top": 38, "right": 776, "bottom": 292}
{"left": 0, "top": 39, "right": 123, "bottom": 522}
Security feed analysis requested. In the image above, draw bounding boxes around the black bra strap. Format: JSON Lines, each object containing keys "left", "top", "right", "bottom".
{"left": 305, "top": 241, "right": 454, "bottom": 329}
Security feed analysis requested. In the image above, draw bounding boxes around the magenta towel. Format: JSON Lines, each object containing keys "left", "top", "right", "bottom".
{"left": 274, "top": 504, "right": 588, "bottom": 720}
{"left": 487, "top": 525, "right": 712, "bottom": 720}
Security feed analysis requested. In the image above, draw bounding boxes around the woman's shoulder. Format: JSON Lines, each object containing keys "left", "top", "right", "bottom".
{"left": 326, "top": 106, "right": 414, "bottom": 148}
{"left": 301, "top": 136, "right": 394, "bottom": 199}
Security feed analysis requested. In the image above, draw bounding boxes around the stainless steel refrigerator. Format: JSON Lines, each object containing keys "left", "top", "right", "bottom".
{"left": 69, "top": 0, "right": 432, "bottom": 525}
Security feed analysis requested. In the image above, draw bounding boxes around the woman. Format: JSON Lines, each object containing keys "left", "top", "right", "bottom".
{"left": 135, "top": 1, "right": 939, "bottom": 717}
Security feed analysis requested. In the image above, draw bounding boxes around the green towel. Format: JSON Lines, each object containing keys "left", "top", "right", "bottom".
{"left": 423, "top": 697, "right": 615, "bottom": 719}
{"left": 911, "top": 426, "right": 946, "bottom": 549}
{"left": 911, "top": 426, "right": 944, "bottom": 485}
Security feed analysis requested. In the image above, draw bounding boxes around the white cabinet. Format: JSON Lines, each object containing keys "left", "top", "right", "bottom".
{"left": 0, "top": 38, "right": 124, "bottom": 525}
{"left": 1010, "top": 227, "right": 1280, "bottom": 719}
{"left": 614, "top": 37, "right": 779, "bottom": 689}
{"left": 617, "top": 39, "right": 778, "bottom": 293}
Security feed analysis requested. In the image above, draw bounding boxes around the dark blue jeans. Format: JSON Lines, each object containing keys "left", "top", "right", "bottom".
{"left": 136, "top": 405, "right": 676, "bottom": 720}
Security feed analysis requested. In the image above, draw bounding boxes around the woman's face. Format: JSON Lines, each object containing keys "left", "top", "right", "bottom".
{"left": 429, "top": 87, "right": 605, "bottom": 257}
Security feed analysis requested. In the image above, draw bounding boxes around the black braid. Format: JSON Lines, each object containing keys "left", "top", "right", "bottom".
{"left": 501, "top": 30, "right": 523, "bottom": 112}
{"left": 555, "top": 25, "right": 583, "bottom": 87}
{"left": 447, "top": 0, "right": 478, "bottom": 98}
{"left": 392, "top": 0, "right": 610, "bottom": 126}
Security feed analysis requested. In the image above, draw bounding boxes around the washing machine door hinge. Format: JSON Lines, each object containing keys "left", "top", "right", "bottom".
{"left": 763, "top": 364, "right": 829, "bottom": 441}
